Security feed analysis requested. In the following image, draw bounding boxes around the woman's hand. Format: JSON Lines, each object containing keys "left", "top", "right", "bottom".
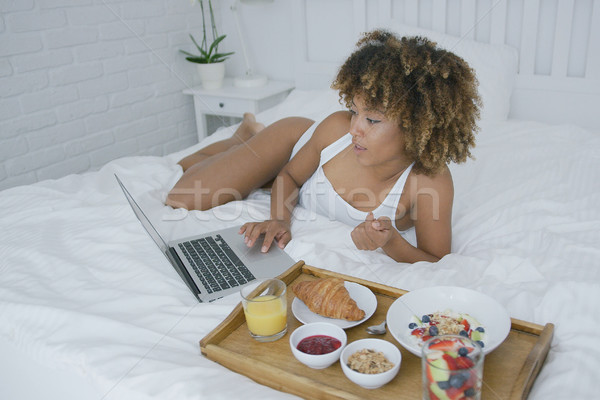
{"left": 239, "top": 220, "right": 292, "bottom": 253}
{"left": 351, "top": 212, "right": 394, "bottom": 250}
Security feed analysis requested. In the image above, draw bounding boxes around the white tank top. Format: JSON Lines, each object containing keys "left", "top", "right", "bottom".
{"left": 298, "top": 133, "right": 415, "bottom": 235}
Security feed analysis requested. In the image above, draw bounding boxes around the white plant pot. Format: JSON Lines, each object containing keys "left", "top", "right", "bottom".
{"left": 196, "top": 62, "right": 225, "bottom": 90}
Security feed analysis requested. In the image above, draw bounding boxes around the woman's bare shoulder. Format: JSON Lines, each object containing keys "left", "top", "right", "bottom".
{"left": 311, "top": 110, "right": 351, "bottom": 146}
{"left": 282, "top": 111, "right": 350, "bottom": 181}
{"left": 409, "top": 165, "right": 454, "bottom": 199}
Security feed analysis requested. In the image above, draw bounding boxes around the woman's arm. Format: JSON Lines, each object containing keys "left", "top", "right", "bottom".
{"left": 241, "top": 167, "right": 301, "bottom": 252}
{"left": 408, "top": 168, "right": 454, "bottom": 260}
{"left": 240, "top": 111, "right": 351, "bottom": 251}
{"left": 351, "top": 168, "right": 454, "bottom": 263}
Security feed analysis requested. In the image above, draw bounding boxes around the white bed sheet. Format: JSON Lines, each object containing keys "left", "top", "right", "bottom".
{"left": 1, "top": 89, "right": 599, "bottom": 399}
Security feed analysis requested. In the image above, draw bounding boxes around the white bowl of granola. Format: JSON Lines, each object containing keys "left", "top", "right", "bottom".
{"left": 340, "top": 339, "right": 401, "bottom": 389}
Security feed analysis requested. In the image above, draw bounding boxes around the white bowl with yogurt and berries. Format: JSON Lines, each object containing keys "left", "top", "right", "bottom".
{"left": 407, "top": 310, "right": 487, "bottom": 348}
{"left": 386, "top": 286, "right": 511, "bottom": 357}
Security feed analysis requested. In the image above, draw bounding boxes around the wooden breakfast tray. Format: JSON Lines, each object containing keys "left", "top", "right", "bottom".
{"left": 200, "top": 261, "right": 554, "bottom": 400}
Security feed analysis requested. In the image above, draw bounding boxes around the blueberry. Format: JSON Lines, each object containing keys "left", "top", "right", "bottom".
{"left": 437, "top": 381, "right": 451, "bottom": 390}
{"left": 459, "top": 330, "right": 469, "bottom": 337}
{"left": 476, "top": 340, "right": 485, "bottom": 348}
{"left": 464, "top": 387, "right": 476, "bottom": 397}
{"left": 421, "top": 315, "right": 431, "bottom": 323}
{"left": 429, "top": 326, "right": 439, "bottom": 336}
{"left": 449, "top": 373, "right": 467, "bottom": 388}
{"left": 408, "top": 322, "right": 417, "bottom": 329}
{"left": 458, "top": 347, "right": 469, "bottom": 357}
{"left": 476, "top": 326, "right": 485, "bottom": 333}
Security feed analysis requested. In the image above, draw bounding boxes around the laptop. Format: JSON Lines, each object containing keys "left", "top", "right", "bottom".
{"left": 115, "top": 175, "right": 296, "bottom": 302}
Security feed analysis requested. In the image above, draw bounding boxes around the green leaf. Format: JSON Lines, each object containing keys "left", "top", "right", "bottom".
{"left": 179, "top": 19, "right": 234, "bottom": 64}
{"left": 198, "top": 47, "right": 209, "bottom": 58}
{"left": 179, "top": 50, "right": 197, "bottom": 57}
{"left": 212, "top": 34, "right": 227, "bottom": 47}
{"left": 189, "top": 34, "right": 205, "bottom": 54}
{"left": 207, "top": 34, "right": 227, "bottom": 56}
{"left": 209, "top": 51, "right": 234, "bottom": 63}
{"left": 185, "top": 57, "right": 209, "bottom": 64}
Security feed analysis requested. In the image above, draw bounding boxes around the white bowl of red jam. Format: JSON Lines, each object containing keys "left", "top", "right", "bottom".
{"left": 289, "top": 322, "right": 347, "bottom": 369}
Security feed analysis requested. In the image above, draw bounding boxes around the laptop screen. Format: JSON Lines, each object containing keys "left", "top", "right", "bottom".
{"left": 116, "top": 175, "right": 169, "bottom": 254}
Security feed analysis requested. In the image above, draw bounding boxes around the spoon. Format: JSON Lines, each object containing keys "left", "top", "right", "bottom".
{"left": 366, "top": 320, "right": 387, "bottom": 335}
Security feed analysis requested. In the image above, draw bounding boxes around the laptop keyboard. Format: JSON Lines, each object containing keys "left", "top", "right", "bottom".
{"left": 178, "top": 235, "right": 255, "bottom": 294}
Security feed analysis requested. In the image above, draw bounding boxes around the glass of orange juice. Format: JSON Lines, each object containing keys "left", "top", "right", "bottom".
{"left": 241, "top": 279, "right": 287, "bottom": 342}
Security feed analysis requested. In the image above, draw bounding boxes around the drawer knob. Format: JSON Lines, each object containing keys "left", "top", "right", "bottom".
{"left": 219, "top": 102, "right": 224, "bottom": 108}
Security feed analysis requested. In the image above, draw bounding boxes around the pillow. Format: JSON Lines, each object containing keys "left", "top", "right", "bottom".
{"left": 379, "top": 21, "right": 519, "bottom": 122}
{"left": 258, "top": 88, "right": 344, "bottom": 126}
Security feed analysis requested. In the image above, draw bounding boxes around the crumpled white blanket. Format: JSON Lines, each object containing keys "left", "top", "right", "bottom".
{"left": 0, "top": 90, "right": 599, "bottom": 399}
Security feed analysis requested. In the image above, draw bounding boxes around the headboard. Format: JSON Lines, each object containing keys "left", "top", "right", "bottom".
{"left": 291, "top": 0, "right": 600, "bottom": 130}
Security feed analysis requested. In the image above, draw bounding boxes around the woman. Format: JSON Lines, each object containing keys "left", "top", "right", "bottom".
{"left": 167, "top": 30, "right": 480, "bottom": 263}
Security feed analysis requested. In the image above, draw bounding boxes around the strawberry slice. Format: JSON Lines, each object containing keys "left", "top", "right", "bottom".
{"left": 455, "top": 356, "right": 475, "bottom": 369}
{"left": 461, "top": 318, "right": 470, "bottom": 332}
{"left": 429, "top": 339, "right": 456, "bottom": 351}
{"left": 428, "top": 387, "right": 441, "bottom": 400}
{"left": 445, "top": 386, "right": 466, "bottom": 400}
{"left": 412, "top": 327, "right": 427, "bottom": 337}
{"left": 442, "top": 354, "right": 459, "bottom": 370}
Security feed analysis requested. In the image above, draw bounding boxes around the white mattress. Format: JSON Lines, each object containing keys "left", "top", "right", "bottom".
{"left": 1, "top": 89, "right": 599, "bottom": 399}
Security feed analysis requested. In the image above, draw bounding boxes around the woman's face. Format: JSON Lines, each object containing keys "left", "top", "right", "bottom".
{"left": 349, "top": 95, "right": 407, "bottom": 168}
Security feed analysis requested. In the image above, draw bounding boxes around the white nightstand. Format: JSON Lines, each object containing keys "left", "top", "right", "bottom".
{"left": 183, "top": 79, "right": 295, "bottom": 141}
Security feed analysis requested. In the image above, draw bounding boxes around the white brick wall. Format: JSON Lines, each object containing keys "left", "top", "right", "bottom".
{"left": 0, "top": 0, "right": 219, "bottom": 191}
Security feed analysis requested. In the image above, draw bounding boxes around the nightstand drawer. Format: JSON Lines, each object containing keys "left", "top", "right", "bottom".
{"left": 195, "top": 96, "right": 255, "bottom": 116}
{"left": 184, "top": 79, "right": 295, "bottom": 140}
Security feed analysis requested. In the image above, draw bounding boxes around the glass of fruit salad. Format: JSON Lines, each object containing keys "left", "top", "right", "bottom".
{"left": 421, "top": 335, "right": 484, "bottom": 400}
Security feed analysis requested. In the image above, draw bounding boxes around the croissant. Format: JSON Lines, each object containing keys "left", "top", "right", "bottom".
{"left": 292, "top": 278, "right": 365, "bottom": 321}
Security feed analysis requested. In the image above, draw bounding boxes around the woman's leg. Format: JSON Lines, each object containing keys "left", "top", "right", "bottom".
{"left": 177, "top": 113, "right": 265, "bottom": 172}
{"left": 166, "top": 114, "right": 314, "bottom": 211}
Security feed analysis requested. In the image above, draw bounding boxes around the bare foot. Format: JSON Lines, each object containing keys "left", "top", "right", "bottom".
{"left": 235, "top": 113, "right": 265, "bottom": 142}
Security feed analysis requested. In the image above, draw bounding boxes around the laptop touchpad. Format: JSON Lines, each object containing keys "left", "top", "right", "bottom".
{"left": 240, "top": 241, "right": 282, "bottom": 262}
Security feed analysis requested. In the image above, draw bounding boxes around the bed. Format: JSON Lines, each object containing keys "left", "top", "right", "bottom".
{"left": 1, "top": 1, "right": 599, "bottom": 399}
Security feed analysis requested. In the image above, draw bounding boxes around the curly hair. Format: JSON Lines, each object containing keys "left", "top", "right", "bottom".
{"left": 331, "top": 30, "right": 481, "bottom": 175}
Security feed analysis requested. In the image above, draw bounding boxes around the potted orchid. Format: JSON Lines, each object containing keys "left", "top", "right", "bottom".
{"left": 181, "top": 0, "right": 234, "bottom": 89}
